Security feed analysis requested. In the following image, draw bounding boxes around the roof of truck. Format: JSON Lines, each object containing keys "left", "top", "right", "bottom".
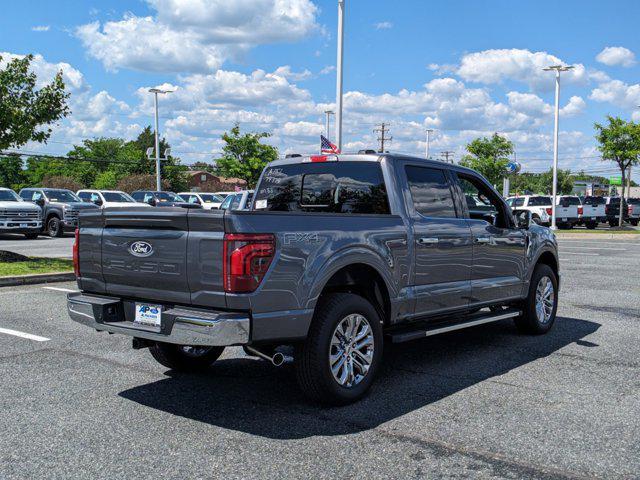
{"left": 269, "top": 152, "right": 471, "bottom": 170}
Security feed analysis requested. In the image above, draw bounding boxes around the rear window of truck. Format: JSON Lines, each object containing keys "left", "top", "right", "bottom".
{"left": 254, "top": 161, "right": 390, "bottom": 214}
{"left": 528, "top": 196, "right": 551, "bottom": 206}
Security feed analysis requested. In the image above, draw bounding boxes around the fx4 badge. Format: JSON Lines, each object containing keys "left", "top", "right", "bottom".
{"left": 129, "top": 241, "right": 154, "bottom": 257}
{"left": 283, "top": 233, "right": 319, "bottom": 245}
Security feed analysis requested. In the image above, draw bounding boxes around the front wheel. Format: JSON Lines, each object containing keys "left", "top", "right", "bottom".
{"left": 149, "top": 343, "right": 225, "bottom": 371}
{"left": 514, "top": 264, "right": 558, "bottom": 335}
{"left": 296, "top": 293, "right": 383, "bottom": 405}
{"left": 24, "top": 232, "right": 39, "bottom": 239}
{"left": 585, "top": 221, "right": 597, "bottom": 230}
{"left": 47, "top": 216, "right": 63, "bottom": 237}
{"left": 631, "top": 219, "right": 639, "bottom": 227}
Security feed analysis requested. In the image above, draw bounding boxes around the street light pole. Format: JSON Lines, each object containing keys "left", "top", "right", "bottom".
{"left": 335, "top": 0, "right": 345, "bottom": 151}
{"left": 425, "top": 129, "right": 434, "bottom": 159}
{"left": 148, "top": 88, "right": 173, "bottom": 191}
{"left": 324, "top": 110, "right": 334, "bottom": 138}
{"left": 543, "top": 65, "right": 574, "bottom": 229}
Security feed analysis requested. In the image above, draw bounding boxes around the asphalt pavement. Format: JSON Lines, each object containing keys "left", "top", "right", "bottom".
{"left": 0, "top": 238, "right": 639, "bottom": 479}
{"left": 0, "top": 233, "right": 74, "bottom": 258}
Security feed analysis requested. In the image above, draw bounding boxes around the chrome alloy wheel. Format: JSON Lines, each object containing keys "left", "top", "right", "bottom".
{"left": 329, "top": 313, "right": 374, "bottom": 387}
{"left": 181, "top": 346, "right": 214, "bottom": 357}
{"left": 535, "top": 276, "right": 555, "bottom": 324}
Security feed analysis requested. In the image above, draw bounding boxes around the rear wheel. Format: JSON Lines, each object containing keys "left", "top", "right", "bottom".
{"left": 149, "top": 343, "right": 225, "bottom": 371}
{"left": 609, "top": 220, "right": 617, "bottom": 228}
{"left": 47, "top": 216, "right": 63, "bottom": 237}
{"left": 514, "top": 264, "right": 558, "bottom": 335}
{"left": 631, "top": 219, "right": 639, "bottom": 227}
{"left": 296, "top": 293, "right": 383, "bottom": 405}
{"left": 585, "top": 221, "right": 597, "bottom": 230}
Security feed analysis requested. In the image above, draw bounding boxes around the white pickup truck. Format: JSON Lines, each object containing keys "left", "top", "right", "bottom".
{"left": 628, "top": 198, "right": 640, "bottom": 226}
{"left": 580, "top": 196, "right": 606, "bottom": 229}
{"left": 506, "top": 195, "right": 552, "bottom": 226}
{"left": 555, "top": 196, "right": 581, "bottom": 229}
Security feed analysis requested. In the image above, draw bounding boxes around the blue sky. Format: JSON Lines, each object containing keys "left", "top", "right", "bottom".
{"left": 2, "top": 0, "right": 639, "bottom": 179}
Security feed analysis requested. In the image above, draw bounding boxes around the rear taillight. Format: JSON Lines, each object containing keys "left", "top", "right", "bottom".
{"left": 223, "top": 233, "right": 275, "bottom": 293}
{"left": 578, "top": 206, "right": 583, "bottom": 215}
{"left": 629, "top": 205, "right": 633, "bottom": 215}
{"left": 72, "top": 228, "right": 80, "bottom": 277}
{"left": 546, "top": 208, "right": 553, "bottom": 215}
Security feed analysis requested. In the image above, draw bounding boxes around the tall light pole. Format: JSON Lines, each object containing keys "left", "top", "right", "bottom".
{"left": 324, "top": 110, "right": 334, "bottom": 138}
{"left": 543, "top": 65, "right": 574, "bottom": 229}
{"left": 335, "top": 0, "right": 345, "bottom": 151}
{"left": 149, "top": 88, "right": 173, "bottom": 191}
{"left": 425, "top": 129, "right": 434, "bottom": 159}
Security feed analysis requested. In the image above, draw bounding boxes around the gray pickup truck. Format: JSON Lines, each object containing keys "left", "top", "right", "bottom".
{"left": 68, "top": 153, "right": 559, "bottom": 404}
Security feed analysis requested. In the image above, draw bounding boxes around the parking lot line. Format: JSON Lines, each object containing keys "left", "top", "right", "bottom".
{"left": 560, "top": 252, "right": 599, "bottom": 256}
{"left": 558, "top": 240, "right": 640, "bottom": 247}
{"left": 0, "top": 327, "right": 50, "bottom": 342}
{"left": 42, "top": 286, "right": 78, "bottom": 293}
{"left": 559, "top": 246, "right": 626, "bottom": 251}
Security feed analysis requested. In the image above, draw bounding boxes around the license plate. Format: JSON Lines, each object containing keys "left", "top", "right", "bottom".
{"left": 561, "top": 218, "right": 567, "bottom": 222}
{"left": 134, "top": 303, "right": 162, "bottom": 327}
{"left": 19, "top": 223, "right": 28, "bottom": 228}
{"left": 590, "top": 217, "right": 596, "bottom": 220}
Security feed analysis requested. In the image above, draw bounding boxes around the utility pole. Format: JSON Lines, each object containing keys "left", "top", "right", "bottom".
{"left": 148, "top": 87, "right": 173, "bottom": 191}
{"left": 324, "top": 110, "right": 334, "bottom": 138}
{"left": 335, "top": 0, "right": 345, "bottom": 151}
{"left": 374, "top": 122, "right": 392, "bottom": 153}
{"left": 440, "top": 151, "right": 455, "bottom": 163}
{"left": 425, "top": 129, "right": 434, "bottom": 159}
{"left": 543, "top": 64, "right": 574, "bottom": 229}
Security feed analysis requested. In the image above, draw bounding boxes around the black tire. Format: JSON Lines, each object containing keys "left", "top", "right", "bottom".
{"left": 608, "top": 220, "right": 617, "bottom": 228}
{"left": 631, "top": 219, "right": 639, "bottom": 227}
{"left": 296, "top": 293, "right": 383, "bottom": 405}
{"left": 586, "top": 221, "right": 597, "bottom": 230}
{"left": 47, "top": 216, "right": 63, "bottom": 237}
{"left": 514, "top": 264, "right": 558, "bottom": 335}
{"left": 149, "top": 342, "right": 225, "bottom": 371}
{"left": 24, "top": 233, "right": 39, "bottom": 239}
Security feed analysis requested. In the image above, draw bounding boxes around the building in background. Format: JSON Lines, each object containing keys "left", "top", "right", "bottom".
{"left": 186, "top": 171, "right": 247, "bottom": 192}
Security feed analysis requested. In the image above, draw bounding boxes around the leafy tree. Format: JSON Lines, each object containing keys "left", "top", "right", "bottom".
{"left": 190, "top": 161, "right": 217, "bottom": 173}
{"left": 117, "top": 174, "right": 170, "bottom": 193}
{"left": 130, "top": 126, "right": 187, "bottom": 191}
{"left": 0, "top": 155, "right": 27, "bottom": 190}
{"left": 215, "top": 124, "right": 278, "bottom": 188}
{"left": 537, "top": 168, "right": 574, "bottom": 195}
{"left": 93, "top": 171, "right": 119, "bottom": 190}
{"left": 459, "top": 133, "right": 514, "bottom": 187}
{"left": 41, "top": 175, "right": 82, "bottom": 191}
{"left": 0, "top": 54, "right": 70, "bottom": 150}
{"left": 594, "top": 116, "right": 640, "bottom": 226}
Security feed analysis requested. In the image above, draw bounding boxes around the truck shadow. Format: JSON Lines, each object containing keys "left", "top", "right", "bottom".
{"left": 119, "top": 316, "right": 599, "bottom": 440}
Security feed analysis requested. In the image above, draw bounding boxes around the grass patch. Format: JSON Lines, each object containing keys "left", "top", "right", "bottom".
{"left": 0, "top": 257, "right": 73, "bottom": 277}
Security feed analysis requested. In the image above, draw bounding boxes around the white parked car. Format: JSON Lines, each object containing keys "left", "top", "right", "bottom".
{"left": 177, "top": 192, "right": 224, "bottom": 210}
{"left": 0, "top": 187, "right": 42, "bottom": 239}
{"left": 555, "top": 195, "right": 581, "bottom": 229}
{"left": 580, "top": 196, "right": 606, "bottom": 229}
{"left": 219, "top": 190, "right": 254, "bottom": 211}
{"left": 506, "top": 195, "right": 552, "bottom": 226}
{"left": 77, "top": 190, "right": 150, "bottom": 208}
{"left": 215, "top": 191, "right": 237, "bottom": 199}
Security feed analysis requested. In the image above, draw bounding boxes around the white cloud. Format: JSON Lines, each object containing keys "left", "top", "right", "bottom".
{"left": 273, "top": 65, "right": 313, "bottom": 81}
{"left": 0, "top": 52, "right": 87, "bottom": 92}
{"left": 31, "top": 25, "right": 50, "bottom": 32}
{"left": 589, "top": 79, "right": 640, "bottom": 108}
{"left": 374, "top": 21, "right": 393, "bottom": 30}
{"left": 76, "top": 0, "right": 320, "bottom": 73}
{"left": 596, "top": 46, "right": 636, "bottom": 67}
{"left": 432, "top": 49, "right": 587, "bottom": 91}
{"left": 560, "top": 96, "right": 586, "bottom": 117}
{"left": 320, "top": 65, "right": 335, "bottom": 75}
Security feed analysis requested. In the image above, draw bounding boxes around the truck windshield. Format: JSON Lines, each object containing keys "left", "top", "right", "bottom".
{"left": 45, "top": 190, "right": 80, "bottom": 202}
{"left": 560, "top": 197, "right": 581, "bottom": 206}
{"left": 156, "top": 192, "right": 184, "bottom": 202}
{"left": 199, "top": 194, "right": 223, "bottom": 203}
{"left": 102, "top": 192, "right": 135, "bottom": 202}
{"left": 0, "top": 190, "right": 20, "bottom": 201}
{"left": 254, "top": 161, "right": 390, "bottom": 214}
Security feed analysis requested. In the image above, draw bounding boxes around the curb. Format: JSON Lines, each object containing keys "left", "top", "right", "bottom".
{"left": 555, "top": 233, "right": 640, "bottom": 240}
{"left": 0, "top": 272, "right": 75, "bottom": 287}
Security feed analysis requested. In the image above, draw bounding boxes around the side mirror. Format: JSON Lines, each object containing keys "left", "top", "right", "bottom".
{"left": 513, "top": 209, "right": 531, "bottom": 229}
{"left": 35, "top": 197, "right": 45, "bottom": 206}
{"left": 147, "top": 198, "right": 156, "bottom": 206}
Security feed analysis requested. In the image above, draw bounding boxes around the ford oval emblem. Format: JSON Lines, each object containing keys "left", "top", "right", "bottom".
{"left": 129, "top": 241, "right": 154, "bottom": 257}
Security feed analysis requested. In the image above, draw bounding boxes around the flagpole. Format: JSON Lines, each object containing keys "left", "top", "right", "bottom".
{"left": 335, "top": 0, "right": 345, "bottom": 151}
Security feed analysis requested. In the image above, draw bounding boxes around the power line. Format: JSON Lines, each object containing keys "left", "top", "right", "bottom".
{"left": 439, "top": 151, "right": 455, "bottom": 163}
{"left": 373, "top": 122, "right": 392, "bottom": 153}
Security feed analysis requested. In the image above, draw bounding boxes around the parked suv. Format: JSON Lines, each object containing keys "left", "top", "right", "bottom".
{"left": 131, "top": 191, "right": 200, "bottom": 208}
{"left": 177, "top": 192, "right": 224, "bottom": 210}
{"left": 68, "top": 153, "right": 559, "bottom": 404}
{"left": 19, "top": 188, "right": 99, "bottom": 237}
{"left": 506, "top": 195, "right": 552, "bottom": 226}
{"left": 77, "top": 189, "right": 150, "bottom": 209}
{"left": 0, "top": 188, "right": 42, "bottom": 239}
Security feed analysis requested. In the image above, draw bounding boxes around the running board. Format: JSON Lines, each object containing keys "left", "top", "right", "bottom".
{"left": 388, "top": 309, "right": 521, "bottom": 343}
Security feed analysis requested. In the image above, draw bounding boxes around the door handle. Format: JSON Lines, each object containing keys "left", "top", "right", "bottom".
{"left": 475, "top": 237, "right": 491, "bottom": 244}
{"left": 417, "top": 237, "right": 439, "bottom": 245}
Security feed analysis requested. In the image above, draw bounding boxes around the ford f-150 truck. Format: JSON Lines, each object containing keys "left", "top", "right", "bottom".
{"left": 67, "top": 153, "right": 560, "bottom": 404}
{"left": 0, "top": 188, "right": 42, "bottom": 238}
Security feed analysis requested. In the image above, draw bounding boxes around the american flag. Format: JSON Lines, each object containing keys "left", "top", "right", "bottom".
{"left": 320, "top": 135, "right": 340, "bottom": 154}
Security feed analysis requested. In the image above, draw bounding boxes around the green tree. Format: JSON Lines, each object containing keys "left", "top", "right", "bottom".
{"left": 215, "top": 124, "right": 278, "bottom": 188}
{"left": 190, "top": 161, "right": 216, "bottom": 173}
{"left": 0, "top": 155, "right": 26, "bottom": 190}
{"left": 130, "top": 126, "right": 187, "bottom": 191}
{"left": 537, "top": 168, "right": 574, "bottom": 195}
{"left": 594, "top": 116, "right": 640, "bottom": 226}
{"left": 0, "top": 54, "right": 70, "bottom": 150}
{"left": 459, "top": 133, "right": 514, "bottom": 187}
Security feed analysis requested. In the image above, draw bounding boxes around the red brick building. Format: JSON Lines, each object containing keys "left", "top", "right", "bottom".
{"left": 186, "top": 171, "right": 247, "bottom": 192}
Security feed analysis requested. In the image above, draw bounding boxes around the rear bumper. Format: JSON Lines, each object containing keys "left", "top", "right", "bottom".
{"left": 67, "top": 292, "right": 250, "bottom": 346}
